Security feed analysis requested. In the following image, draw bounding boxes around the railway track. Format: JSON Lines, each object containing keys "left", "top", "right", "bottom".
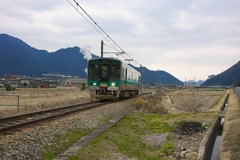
{"left": 0, "top": 92, "right": 151, "bottom": 134}
{"left": 0, "top": 101, "right": 109, "bottom": 134}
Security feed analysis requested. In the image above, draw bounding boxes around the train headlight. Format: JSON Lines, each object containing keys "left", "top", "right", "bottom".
{"left": 111, "top": 82, "right": 115, "bottom": 86}
{"left": 93, "top": 82, "right": 96, "bottom": 86}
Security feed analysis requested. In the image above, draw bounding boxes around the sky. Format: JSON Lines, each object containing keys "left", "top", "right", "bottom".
{"left": 1, "top": 0, "right": 240, "bottom": 81}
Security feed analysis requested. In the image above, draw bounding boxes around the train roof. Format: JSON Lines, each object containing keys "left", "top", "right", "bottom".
{"left": 89, "top": 57, "right": 122, "bottom": 62}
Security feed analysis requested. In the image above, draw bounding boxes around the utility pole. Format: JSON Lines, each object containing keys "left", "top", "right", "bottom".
{"left": 185, "top": 77, "right": 186, "bottom": 88}
{"left": 101, "top": 40, "right": 103, "bottom": 58}
{"left": 140, "top": 65, "right": 142, "bottom": 93}
{"left": 194, "top": 77, "right": 195, "bottom": 88}
{"left": 157, "top": 69, "right": 159, "bottom": 91}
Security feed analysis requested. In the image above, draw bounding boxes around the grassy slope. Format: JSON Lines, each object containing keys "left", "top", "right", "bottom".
{"left": 219, "top": 90, "right": 240, "bottom": 160}
{"left": 68, "top": 112, "right": 216, "bottom": 160}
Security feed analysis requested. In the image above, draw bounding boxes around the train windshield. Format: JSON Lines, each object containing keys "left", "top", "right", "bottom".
{"left": 111, "top": 60, "right": 120, "bottom": 78}
{"left": 100, "top": 65, "right": 109, "bottom": 78}
{"left": 88, "top": 60, "right": 98, "bottom": 79}
{"left": 88, "top": 59, "right": 120, "bottom": 79}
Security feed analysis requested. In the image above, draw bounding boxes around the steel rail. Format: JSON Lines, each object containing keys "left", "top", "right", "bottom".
{"left": 0, "top": 92, "right": 151, "bottom": 134}
{"left": 0, "top": 101, "right": 101, "bottom": 123}
{"left": 0, "top": 101, "right": 110, "bottom": 134}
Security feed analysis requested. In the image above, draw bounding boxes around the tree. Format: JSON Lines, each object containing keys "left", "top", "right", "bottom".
{"left": 234, "top": 80, "right": 240, "bottom": 87}
{"left": 81, "top": 83, "right": 86, "bottom": 90}
{"left": 23, "top": 82, "right": 27, "bottom": 87}
{"left": 6, "top": 84, "right": 11, "bottom": 91}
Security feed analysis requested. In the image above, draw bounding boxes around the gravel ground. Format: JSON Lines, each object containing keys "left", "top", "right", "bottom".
{"left": 0, "top": 98, "right": 137, "bottom": 160}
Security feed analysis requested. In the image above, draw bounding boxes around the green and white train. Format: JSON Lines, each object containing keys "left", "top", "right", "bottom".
{"left": 87, "top": 58, "right": 141, "bottom": 100}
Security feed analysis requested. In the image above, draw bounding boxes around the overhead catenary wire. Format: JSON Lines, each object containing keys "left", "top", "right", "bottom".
{"left": 66, "top": 0, "right": 120, "bottom": 53}
{"left": 67, "top": 0, "right": 130, "bottom": 61}
{"left": 67, "top": 0, "right": 141, "bottom": 66}
{"left": 72, "top": 0, "right": 124, "bottom": 52}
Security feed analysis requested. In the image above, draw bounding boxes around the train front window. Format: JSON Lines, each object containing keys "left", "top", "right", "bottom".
{"left": 100, "top": 65, "right": 109, "bottom": 78}
{"left": 111, "top": 60, "right": 120, "bottom": 78}
{"left": 111, "top": 66, "right": 120, "bottom": 77}
{"left": 88, "top": 60, "right": 98, "bottom": 79}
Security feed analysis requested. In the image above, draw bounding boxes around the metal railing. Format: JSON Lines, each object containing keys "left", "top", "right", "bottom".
{"left": 233, "top": 88, "right": 240, "bottom": 103}
{"left": 0, "top": 94, "right": 20, "bottom": 113}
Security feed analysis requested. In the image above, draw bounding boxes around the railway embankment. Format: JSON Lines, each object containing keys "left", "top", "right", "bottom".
{"left": 0, "top": 95, "right": 138, "bottom": 159}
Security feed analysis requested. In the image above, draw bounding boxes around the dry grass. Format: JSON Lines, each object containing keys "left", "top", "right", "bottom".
{"left": 219, "top": 90, "right": 240, "bottom": 160}
{"left": 134, "top": 92, "right": 168, "bottom": 114}
{"left": 0, "top": 88, "right": 92, "bottom": 117}
{"left": 168, "top": 89, "right": 227, "bottom": 112}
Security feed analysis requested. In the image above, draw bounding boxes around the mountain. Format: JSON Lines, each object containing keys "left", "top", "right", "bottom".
{"left": 202, "top": 61, "right": 240, "bottom": 86}
{"left": 0, "top": 34, "right": 92, "bottom": 77}
{"left": 184, "top": 80, "right": 205, "bottom": 85}
{"left": 132, "top": 66, "right": 182, "bottom": 85}
{"left": 0, "top": 34, "right": 48, "bottom": 76}
{"left": 0, "top": 33, "right": 182, "bottom": 84}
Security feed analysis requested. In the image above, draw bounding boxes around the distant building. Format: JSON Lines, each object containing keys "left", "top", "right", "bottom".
{"left": 4, "top": 75, "right": 20, "bottom": 84}
{"left": 8, "top": 77, "right": 31, "bottom": 88}
{"left": 65, "top": 78, "right": 87, "bottom": 87}
{"left": 0, "top": 78, "right": 4, "bottom": 87}
{"left": 41, "top": 78, "right": 58, "bottom": 88}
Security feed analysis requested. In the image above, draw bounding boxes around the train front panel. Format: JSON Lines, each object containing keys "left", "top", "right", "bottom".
{"left": 87, "top": 58, "right": 121, "bottom": 100}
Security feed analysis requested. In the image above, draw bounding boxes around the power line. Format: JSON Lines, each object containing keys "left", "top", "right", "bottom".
{"left": 67, "top": 0, "right": 141, "bottom": 66}
{"left": 72, "top": 0, "right": 125, "bottom": 53}
{"left": 66, "top": 0, "right": 119, "bottom": 53}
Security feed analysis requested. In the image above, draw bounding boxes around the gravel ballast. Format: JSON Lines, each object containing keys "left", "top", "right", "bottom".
{"left": 0, "top": 98, "right": 136, "bottom": 160}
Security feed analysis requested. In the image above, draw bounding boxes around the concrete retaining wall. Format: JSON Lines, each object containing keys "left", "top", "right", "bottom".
{"left": 198, "top": 93, "right": 229, "bottom": 159}
{"left": 198, "top": 118, "right": 220, "bottom": 160}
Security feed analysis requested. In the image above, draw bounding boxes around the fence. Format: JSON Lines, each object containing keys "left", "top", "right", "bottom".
{"left": 0, "top": 94, "right": 20, "bottom": 113}
{"left": 233, "top": 89, "right": 240, "bottom": 103}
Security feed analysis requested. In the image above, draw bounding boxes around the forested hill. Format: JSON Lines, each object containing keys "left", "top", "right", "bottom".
{"left": 0, "top": 34, "right": 93, "bottom": 77}
{"left": 0, "top": 33, "right": 182, "bottom": 84}
{"left": 202, "top": 61, "right": 240, "bottom": 86}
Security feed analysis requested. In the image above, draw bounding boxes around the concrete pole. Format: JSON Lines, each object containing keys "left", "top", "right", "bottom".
{"left": 101, "top": 40, "right": 103, "bottom": 58}
{"left": 140, "top": 65, "right": 142, "bottom": 93}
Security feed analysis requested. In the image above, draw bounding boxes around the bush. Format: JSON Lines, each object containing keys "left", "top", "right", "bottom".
{"left": 134, "top": 96, "right": 168, "bottom": 114}
{"left": 6, "top": 84, "right": 12, "bottom": 91}
{"left": 81, "top": 83, "right": 86, "bottom": 90}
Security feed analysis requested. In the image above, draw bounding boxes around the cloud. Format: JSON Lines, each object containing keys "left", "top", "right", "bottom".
{"left": 0, "top": 0, "right": 240, "bottom": 80}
